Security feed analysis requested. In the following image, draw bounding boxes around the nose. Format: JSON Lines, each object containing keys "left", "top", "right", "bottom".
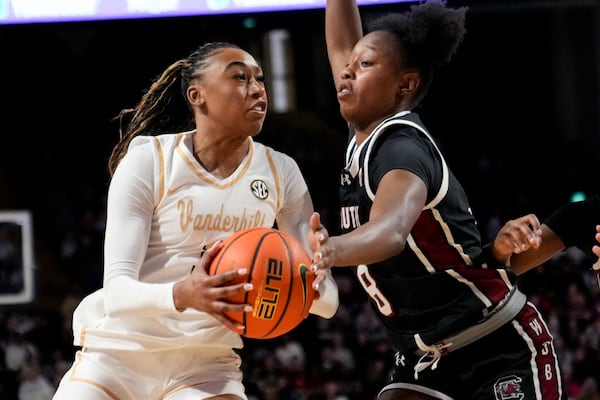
{"left": 249, "top": 78, "right": 265, "bottom": 97}
{"left": 340, "top": 64, "right": 354, "bottom": 80}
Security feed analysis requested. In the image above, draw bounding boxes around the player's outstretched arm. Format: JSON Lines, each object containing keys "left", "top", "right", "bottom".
{"left": 490, "top": 214, "right": 565, "bottom": 275}
{"left": 494, "top": 196, "right": 600, "bottom": 275}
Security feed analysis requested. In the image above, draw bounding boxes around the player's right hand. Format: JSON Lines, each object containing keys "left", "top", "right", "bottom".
{"left": 173, "top": 241, "right": 253, "bottom": 331}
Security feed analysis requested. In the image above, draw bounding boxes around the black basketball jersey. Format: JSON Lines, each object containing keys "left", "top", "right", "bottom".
{"left": 339, "top": 111, "right": 519, "bottom": 353}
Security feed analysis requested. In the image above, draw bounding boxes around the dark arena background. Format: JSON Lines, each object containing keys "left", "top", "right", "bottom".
{"left": 0, "top": 0, "right": 599, "bottom": 399}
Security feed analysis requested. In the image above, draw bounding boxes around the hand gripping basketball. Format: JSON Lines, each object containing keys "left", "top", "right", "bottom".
{"left": 209, "top": 227, "right": 317, "bottom": 339}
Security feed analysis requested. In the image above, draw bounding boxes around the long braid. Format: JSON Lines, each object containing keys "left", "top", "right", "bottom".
{"left": 107, "top": 42, "right": 241, "bottom": 176}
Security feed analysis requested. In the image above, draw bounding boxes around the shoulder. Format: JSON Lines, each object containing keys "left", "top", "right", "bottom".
{"left": 254, "top": 140, "right": 300, "bottom": 168}
{"left": 370, "top": 113, "right": 428, "bottom": 145}
{"left": 120, "top": 133, "right": 184, "bottom": 168}
{"left": 385, "top": 112, "right": 429, "bottom": 135}
{"left": 374, "top": 126, "right": 431, "bottom": 155}
{"left": 129, "top": 131, "right": 193, "bottom": 150}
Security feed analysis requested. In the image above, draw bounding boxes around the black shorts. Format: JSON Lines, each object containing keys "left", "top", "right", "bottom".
{"left": 380, "top": 302, "right": 567, "bottom": 400}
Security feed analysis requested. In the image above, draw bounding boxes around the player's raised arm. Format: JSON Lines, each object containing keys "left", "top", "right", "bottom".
{"left": 326, "top": 0, "right": 363, "bottom": 89}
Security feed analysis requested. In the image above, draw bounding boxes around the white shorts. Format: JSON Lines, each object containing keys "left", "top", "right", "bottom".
{"left": 53, "top": 347, "right": 247, "bottom": 400}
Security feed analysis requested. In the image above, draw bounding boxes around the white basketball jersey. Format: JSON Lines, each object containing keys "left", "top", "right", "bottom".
{"left": 73, "top": 131, "right": 310, "bottom": 351}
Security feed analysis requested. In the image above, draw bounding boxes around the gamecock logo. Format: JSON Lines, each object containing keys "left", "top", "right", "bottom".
{"left": 494, "top": 375, "right": 524, "bottom": 400}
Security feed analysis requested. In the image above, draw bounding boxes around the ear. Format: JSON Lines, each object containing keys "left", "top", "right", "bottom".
{"left": 187, "top": 85, "right": 204, "bottom": 106}
{"left": 398, "top": 71, "right": 419, "bottom": 96}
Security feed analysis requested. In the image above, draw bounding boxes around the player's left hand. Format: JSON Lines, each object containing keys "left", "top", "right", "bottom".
{"left": 308, "top": 212, "right": 329, "bottom": 291}
{"left": 308, "top": 212, "right": 338, "bottom": 274}
{"left": 308, "top": 212, "right": 328, "bottom": 253}
{"left": 491, "top": 213, "right": 542, "bottom": 264}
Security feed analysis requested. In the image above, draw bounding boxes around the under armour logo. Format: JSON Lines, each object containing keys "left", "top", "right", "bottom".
{"left": 340, "top": 173, "right": 351, "bottom": 186}
{"left": 394, "top": 352, "right": 406, "bottom": 367}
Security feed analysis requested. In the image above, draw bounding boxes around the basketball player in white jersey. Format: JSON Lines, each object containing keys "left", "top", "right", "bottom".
{"left": 53, "top": 42, "right": 339, "bottom": 400}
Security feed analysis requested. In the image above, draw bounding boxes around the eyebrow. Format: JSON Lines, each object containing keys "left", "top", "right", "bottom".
{"left": 225, "top": 61, "right": 262, "bottom": 73}
{"left": 226, "top": 61, "right": 247, "bottom": 69}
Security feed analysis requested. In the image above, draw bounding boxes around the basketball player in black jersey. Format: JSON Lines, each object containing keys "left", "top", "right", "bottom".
{"left": 309, "top": 0, "right": 567, "bottom": 399}
{"left": 490, "top": 194, "right": 600, "bottom": 276}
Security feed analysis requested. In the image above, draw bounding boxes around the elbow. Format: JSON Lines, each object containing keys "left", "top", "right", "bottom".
{"left": 356, "top": 230, "right": 406, "bottom": 265}
{"left": 103, "top": 276, "right": 135, "bottom": 318}
{"left": 103, "top": 288, "right": 125, "bottom": 318}
{"left": 380, "top": 231, "right": 407, "bottom": 260}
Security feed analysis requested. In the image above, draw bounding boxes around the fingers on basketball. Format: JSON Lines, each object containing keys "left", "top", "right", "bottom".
{"left": 208, "top": 227, "right": 317, "bottom": 339}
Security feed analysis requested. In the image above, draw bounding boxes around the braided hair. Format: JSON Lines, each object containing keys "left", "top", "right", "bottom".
{"left": 366, "top": 0, "right": 467, "bottom": 108}
{"left": 108, "top": 42, "right": 242, "bottom": 176}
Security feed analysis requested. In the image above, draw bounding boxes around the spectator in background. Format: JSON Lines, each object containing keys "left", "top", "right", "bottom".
{"left": 575, "top": 377, "right": 600, "bottom": 400}
{"left": 4, "top": 332, "right": 38, "bottom": 374}
{"left": 18, "top": 363, "right": 54, "bottom": 400}
{"left": 315, "top": 379, "right": 350, "bottom": 400}
{"left": 274, "top": 333, "right": 306, "bottom": 371}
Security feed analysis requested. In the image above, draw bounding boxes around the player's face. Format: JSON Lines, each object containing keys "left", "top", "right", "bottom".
{"left": 336, "top": 32, "right": 406, "bottom": 132}
{"left": 194, "top": 48, "right": 267, "bottom": 137}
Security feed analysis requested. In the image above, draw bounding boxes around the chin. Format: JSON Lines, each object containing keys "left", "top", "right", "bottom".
{"left": 249, "top": 126, "right": 264, "bottom": 136}
{"left": 339, "top": 103, "right": 355, "bottom": 118}
{"left": 340, "top": 109, "right": 357, "bottom": 125}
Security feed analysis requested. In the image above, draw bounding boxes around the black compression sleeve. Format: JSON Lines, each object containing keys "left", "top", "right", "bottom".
{"left": 544, "top": 195, "right": 600, "bottom": 255}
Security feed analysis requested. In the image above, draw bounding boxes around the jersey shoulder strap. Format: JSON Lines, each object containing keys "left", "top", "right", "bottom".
{"left": 362, "top": 112, "right": 449, "bottom": 209}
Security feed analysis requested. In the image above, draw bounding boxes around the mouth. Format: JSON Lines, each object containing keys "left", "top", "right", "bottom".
{"left": 338, "top": 83, "right": 352, "bottom": 94}
{"left": 249, "top": 101, "right": 267, "bottom": 113}
{"left": 337, "top": 83, "right": 352, "bottom": 100}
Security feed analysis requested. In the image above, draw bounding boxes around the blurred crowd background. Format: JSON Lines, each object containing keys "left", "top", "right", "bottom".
{"left": 0, "top": 0, "right": 599, "bottom": 399}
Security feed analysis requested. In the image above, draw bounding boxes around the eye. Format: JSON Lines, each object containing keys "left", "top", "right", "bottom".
{"left": 360, "top": 60, "right": 373, "bottom": 67}
{"left": 255, "top": 75, "right": 266, "bottom": 83}
{"left": 234, "top": 73, "right": 247, "bottom": 81}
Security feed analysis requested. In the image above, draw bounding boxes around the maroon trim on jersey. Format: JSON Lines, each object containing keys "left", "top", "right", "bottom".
{"left": 452, "top": 267, "right": 513, "bottom": 304}
{"left": 411, "top": 210, "right": 515, "bottom": 305}
{"left": 410, "top": 210, "right": 469, "bottom": 268}
{"left": 515, "top": 304, "right": 565, "bottom": 400}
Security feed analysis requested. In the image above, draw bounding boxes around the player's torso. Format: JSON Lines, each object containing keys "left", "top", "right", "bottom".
{"left": 339, "top": 113, "right": 481, "bottom": 276}
{"left": 145, "top": 133, "right": 282, "bottom": 278}
{"left": 338, "top": 114, "right": 516, "bottom": 349}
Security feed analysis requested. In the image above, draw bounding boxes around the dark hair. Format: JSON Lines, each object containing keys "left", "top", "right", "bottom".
{"left": 366, "top": 0, "right": 467, "bottom": 107}
{"left": 108, "top": 41, "right": 242, "bottom": 176}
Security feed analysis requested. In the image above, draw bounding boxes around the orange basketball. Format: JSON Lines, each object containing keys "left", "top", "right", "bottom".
{"left": 209, "top": 227, "right": 316, "bottom": 339}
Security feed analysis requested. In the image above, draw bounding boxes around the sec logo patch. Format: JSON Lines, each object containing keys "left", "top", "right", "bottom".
{"left": 251, "top": 179, "right": 269, "bottom": 199}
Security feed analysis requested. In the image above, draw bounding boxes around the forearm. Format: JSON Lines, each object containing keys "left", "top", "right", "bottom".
{"left": 503, "top": 225, "right": 565, "bottom": 275}
{"left": 326, "top": 0, "right": 362, "bottom": 78}
{"left": 329, "top": 217, "right": 406, "bottom": 268}
{"left": 105, "top": 275, "right": 177, "bottom": 317}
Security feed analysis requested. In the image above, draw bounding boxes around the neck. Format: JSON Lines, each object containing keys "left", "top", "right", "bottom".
{"left": 353, "top": 110, "right": 411, "bottom": 145}
{"left": 193, "top": 133, "right": 250, "bottom": 178}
